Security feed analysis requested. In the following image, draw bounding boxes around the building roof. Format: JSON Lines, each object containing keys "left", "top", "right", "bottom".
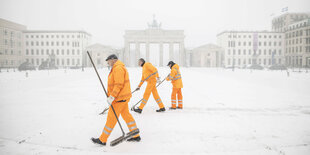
{"left": 217, "top": 30, "right": 283, "bottom": 36}
{"left": 85, "top": 43, "right": 121, "bottom": 52}
{"left": 0, "top": 18, "right": 27, "bottom": 30}
{"left": 272, "top": 12, "right": 310, "bottom": 21}
{"left": 23, "top": 30, "right": 92, "bottom": 36}
{"left": 190, "top": 43, "right": 223, "bottom": 53}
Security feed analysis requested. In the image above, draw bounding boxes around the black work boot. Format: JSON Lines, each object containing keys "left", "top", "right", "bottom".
{"left": 169, "top": 107, "right": 176, "bottom": 110}
{"left": 127, "top": 136, "right": 141, "bottom": 142}
{"left": 156, "top": 107, "right": 166, "bottom": 112}
{"left": 133, "top": 107, "right": 142, "bottom": 114}
{"left": 91, "top": 138, "right": 106, "bottom": 146}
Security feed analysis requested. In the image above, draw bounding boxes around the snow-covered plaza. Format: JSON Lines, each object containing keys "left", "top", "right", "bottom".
{"left": 0, "top": 68, "right": 310, "bottom": 154}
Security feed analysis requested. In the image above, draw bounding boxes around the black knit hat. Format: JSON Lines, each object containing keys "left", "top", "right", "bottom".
{"left": 105, "top": 54, "right": 118, "bottom": 61}
{"left": 167, "top": 61, "right": 174, "bottom": 66}
{"left": 139, "top": 58, "right": 145, "bottom": 66}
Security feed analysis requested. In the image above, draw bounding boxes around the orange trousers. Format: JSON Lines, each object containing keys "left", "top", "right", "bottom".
{"left": 99, "top": 99, "right": 139, "bottom": 143}
{"left": 171, "top": 88, "right": 183, "bottom": 108}
{"left": 138, "top": 82, "right": 164, "bottom": 109}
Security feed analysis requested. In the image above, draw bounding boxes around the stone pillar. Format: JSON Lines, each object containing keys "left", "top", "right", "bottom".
{"left": 146, "top": 42, "right": 150, "bottom": 62}
{"left": 124, "top": 41, "right": 130, "bottom": 66}
{"left": 169, "top": 42, "right": 174, "bottom": 62}
{"left": 135, "top": 42, "right": 140, "bottom": 67}
{"left": 180, "top": 41, "right": 185, "bottom": 66}
{"left": 159, "top": 42, "right": 163, "bottom": 66}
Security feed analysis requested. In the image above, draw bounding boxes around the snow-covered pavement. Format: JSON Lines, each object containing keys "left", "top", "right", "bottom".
{"left": 0, "top": 68, "right": 309, "bottom": 154}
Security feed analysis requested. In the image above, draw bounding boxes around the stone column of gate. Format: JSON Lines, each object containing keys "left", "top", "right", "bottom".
{"left": 159, "top": 42, "right": 163, "bottom": 66}
{"left": 135, "top": 42, "right": 140, "bottom": 67}
{"left": 180, "top": 41, "right": 185, "bottom": 66}
{"left": 146, "top": 42, "right": 150, "bottom": 62}
{"left": 169, "top": 42, "right": 174, "bottom": 62}
{"left": 124, "top": 41, "right": 130, "bottom": 66}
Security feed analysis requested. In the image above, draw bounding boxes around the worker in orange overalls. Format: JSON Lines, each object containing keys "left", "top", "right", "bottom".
{"left": 166, "top": 61, "right": 183, "bottom": 110}
{"left": 133, "top": 58, "right": 165, "bottom": 113}
{"left": 91, "top": 54, "right": 140, "bottom": 146}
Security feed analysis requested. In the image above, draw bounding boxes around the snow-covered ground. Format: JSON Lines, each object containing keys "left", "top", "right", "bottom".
{"left": 0, "top": 67, "right": 310, "bottom": 154}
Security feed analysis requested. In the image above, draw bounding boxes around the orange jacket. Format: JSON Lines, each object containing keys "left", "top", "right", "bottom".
{"left": 138, "top": 62, "right": 159, "bottom": 87}
{"left": 107, "top": 60, "right": 132, "bottom": 101}
{"left": 166, "top": 63, "right": 183, "bottom": 88}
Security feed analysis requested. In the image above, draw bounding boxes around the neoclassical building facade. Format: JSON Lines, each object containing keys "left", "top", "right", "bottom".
{"left": 123, "top": 17, "right": 186, "bottom": 67}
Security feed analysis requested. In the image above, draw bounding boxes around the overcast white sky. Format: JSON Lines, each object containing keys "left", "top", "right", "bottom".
{"left": 1, "top": 0, "right": 310, "bottom": 48}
